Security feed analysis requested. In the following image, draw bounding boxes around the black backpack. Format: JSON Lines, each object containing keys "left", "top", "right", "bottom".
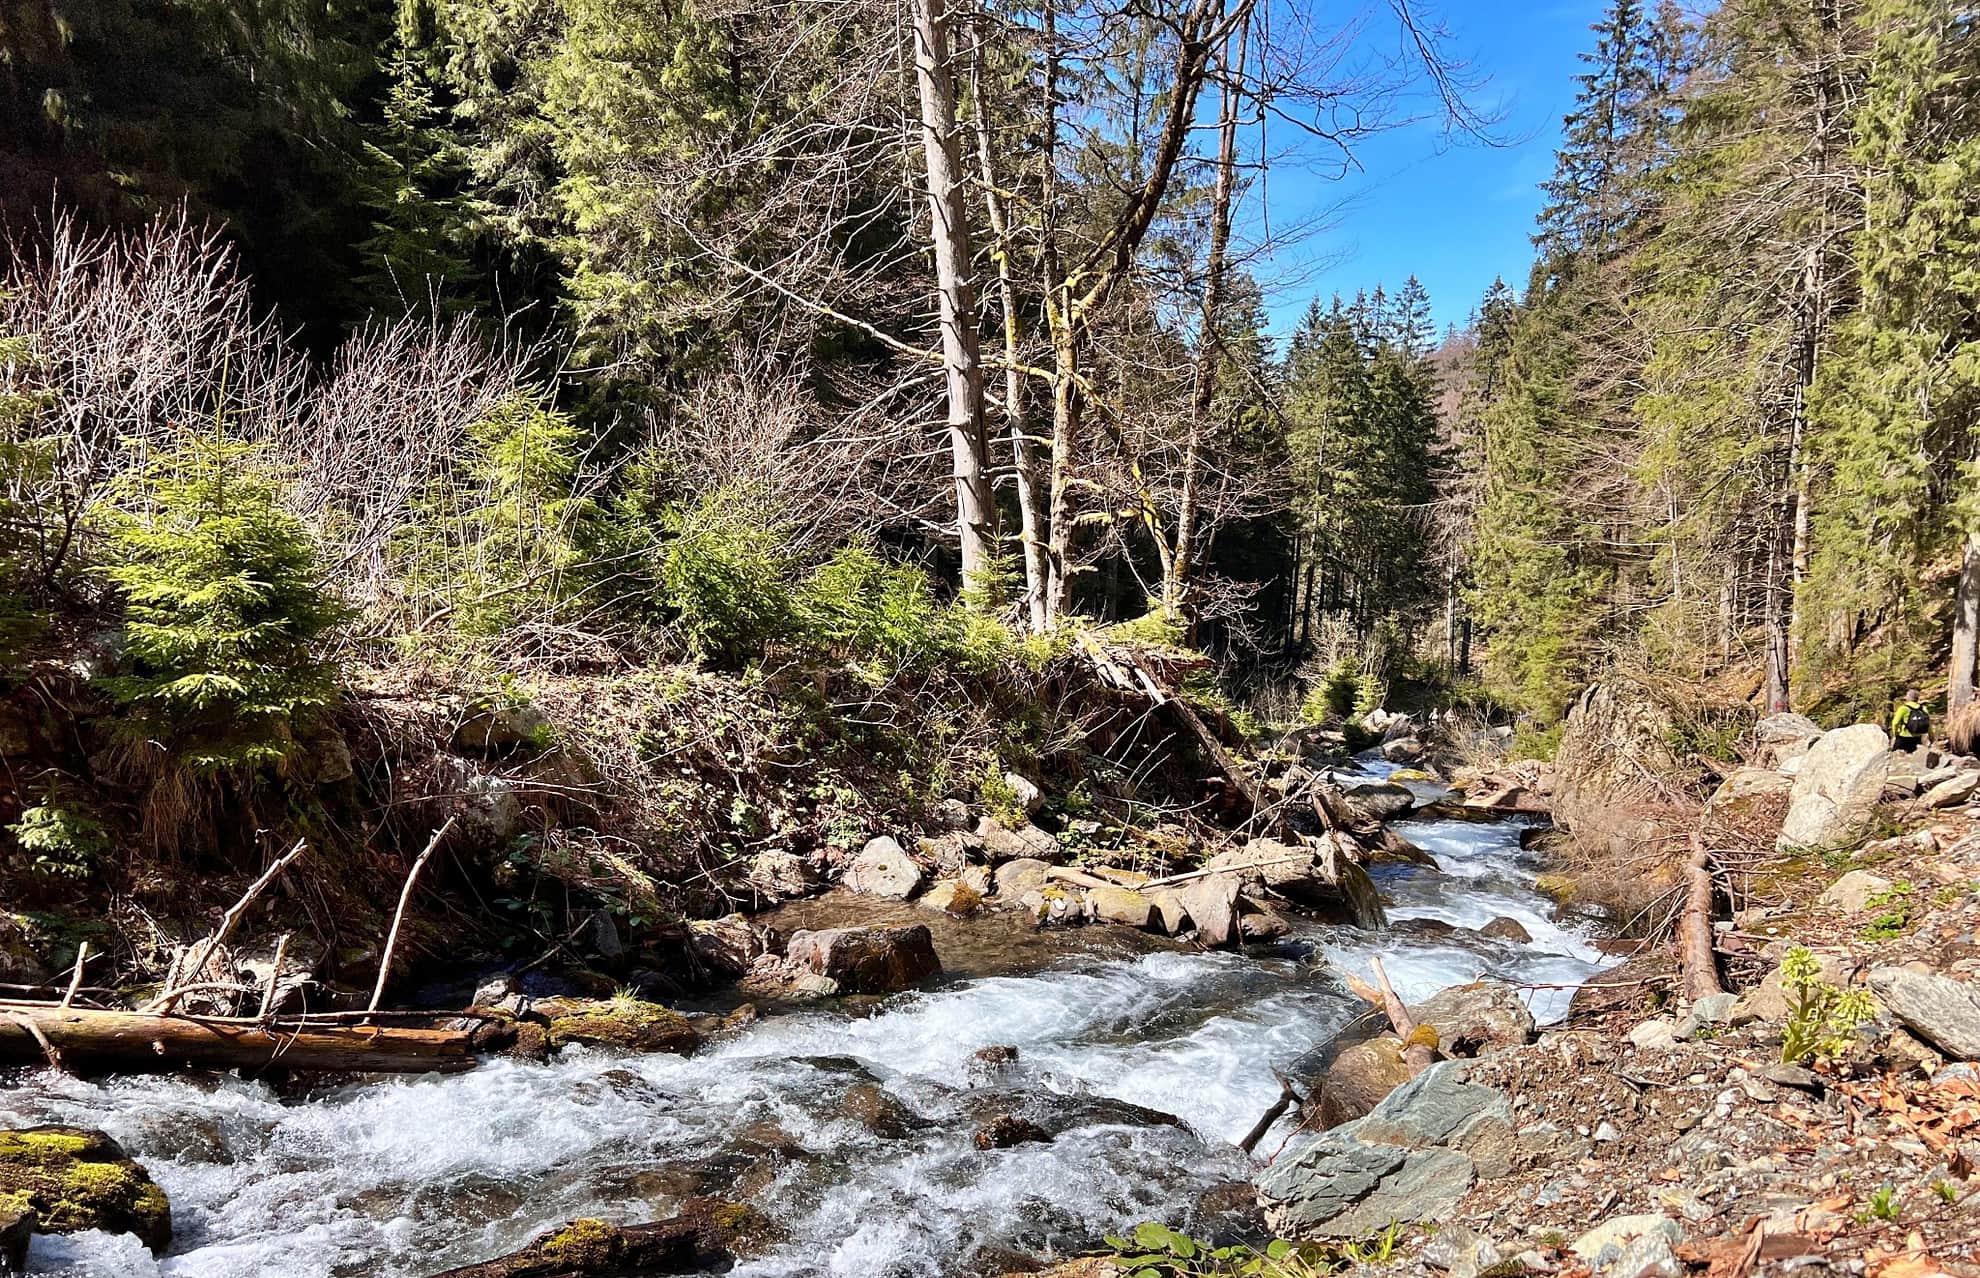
{"left": 1905, "top": 704, "right": 1931, "bottom": 736}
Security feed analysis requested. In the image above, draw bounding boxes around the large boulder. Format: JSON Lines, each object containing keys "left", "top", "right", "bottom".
{"left": 845, "top": 837, "right": 923, "bottom": 899}
{"left": 1752, "top": 712, "right": 1825, "bottom": 768}
{"left": 1552, "top": 682, "right": 1685, "bottom": 861}
{"left": 1083, "top": 885, "right": 1155, "bottom": 929}
{"left": 1314, "top": 1036, "right": 1416, "bottom": 1128}
{"left": 1409, "top": 982, "right": 1537, "bottom": 1058}
{"left": 783, "top": 925, "right": 941, "bottom": 996}
{"left": 1257, "top": 1062, "right": 1512, "bottom": 1239}
{"left": 1870, "top": 968, "right": 1980, "bottom": 1060}
{"left": 536, "top": 997, "right": 701, "bottom": 1054}
{"left": 1339, "top": 782, "right": 1415, "bottom": 824}
{"left": 1777, "top": 724, "right": 1893, "bottom": 852}
{"left": 685, "top": 916, "right": 769, "bottom": 978}
{"left": 1201, "top": 836, "right": 1384, "bottom": 929}
{"left": 1180, "top": 872, "right": 1243, "bottom": 947}
{"left": 1707, "top": 768, "right": 1794, "bottom": 832}
{"left": 0, "top": 1127, "right": 171, "bottom": 1251}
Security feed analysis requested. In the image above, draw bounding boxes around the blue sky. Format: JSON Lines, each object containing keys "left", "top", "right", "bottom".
{"left": 1246, "top": 0, "right": 1606, "bottom": 339}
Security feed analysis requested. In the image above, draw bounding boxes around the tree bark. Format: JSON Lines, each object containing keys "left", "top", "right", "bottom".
{"left": 968, "top": 21, "right": 1048, "bottom": 631}
{"left": 1951, "top": 533, "right": 1980, "bottom": 714}
{"left": 911, "top": 0, "right": 996, "bottom": 587}
{"left": 0, "top": 1005, "right": 481, "bottom": 1074}
{"left": 1679, "top": 838, "right": 1724, "bottom": 1004}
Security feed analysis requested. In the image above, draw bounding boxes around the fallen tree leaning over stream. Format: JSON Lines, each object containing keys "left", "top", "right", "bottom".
{"left": 0, "top": 1003, "right": 485, "bottom": 1074}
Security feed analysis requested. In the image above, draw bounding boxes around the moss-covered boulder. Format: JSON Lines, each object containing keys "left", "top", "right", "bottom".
{"left": 0, "top": 1126, "right": 171, "bottom": 1251}
{"left": 425, "top": 1198, "right": 777, "bottom": 1277}
{"left": 534, "top": 997, "right": 700, "bottom": 1055}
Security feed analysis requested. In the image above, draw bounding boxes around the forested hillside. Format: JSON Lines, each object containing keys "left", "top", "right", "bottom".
{"left": 1447, "top": 0, "right": 1980, "bottom": 733}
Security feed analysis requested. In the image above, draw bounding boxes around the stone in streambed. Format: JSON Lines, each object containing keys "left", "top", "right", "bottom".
{"left": 973, "top": 1114, "right": 1050, "bottom": 1150}
{"left": 1180, "top": 871, "right": 1242, "bottom": 947}
{"left": 918, "top": 878, "right": 983, "bottom": 917}
{"left": 991, "top": 857, "right": 1052, "bottom": 899}
{"left": 976, "top": 817, "right": 1061, "bottom": 864}
{"left": 0, "top": 1127, "right": 171, "bottom": 1252}
{"left": 537, "top": 997, "right": 701, "bottom": 1054}
{"left": 783, "top": 924, "right": 941, "bottom": 995}
{"left": 1083, "top": 884, "right": 1154, "bottom": 929}
{"left": 845, "top": 837, "right": 923, "bottom": 898}
{"left": 422, "top": 1198, "right": 777, "bottom": 1277}
{"left": 1477, "top": 916, "right": 1531, "bottom": 944}
{"left": 1315, "top": 1035, "right": 1415, "bottom": 1129}
{"left": 1339, "top": 781, "right": 1415, "bottom": 823}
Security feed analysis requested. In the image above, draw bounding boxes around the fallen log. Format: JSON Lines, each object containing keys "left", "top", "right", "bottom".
{"left": 1679, "top": 835, "right": 1724, "bottom": 1003}
{"left": 0, "top": 1003, "right": 482, "bottom": 1075}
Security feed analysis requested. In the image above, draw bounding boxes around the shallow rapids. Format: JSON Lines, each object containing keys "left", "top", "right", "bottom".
{"left": 3, "top": 773, "right": 1610, "bottom": 1278}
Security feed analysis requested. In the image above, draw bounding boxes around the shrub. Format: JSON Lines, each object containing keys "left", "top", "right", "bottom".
{"left": 1300, "top": 662, "right": 1360, "bottom": 723}
{"left": 7, "top": 802, "right": 110, "bottom": 880}
{"left": 656, "top": 485, "right": 795, "bottom": 665}
{"left": 799, "top": 545, "right": 955, "bottom": 677}
{"left": 101, "top": 439, "right": 351, "bottom": 774}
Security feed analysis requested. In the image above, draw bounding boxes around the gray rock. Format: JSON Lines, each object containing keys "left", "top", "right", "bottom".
{"left": 1000, "top": 772, "right": 1045, "bottom": 817}
{"left": 1422, "top": 1226, "right": 1500, "bottom": 1278}
{"left": 1083, "top": 884, "right": 1154, "bottom": 929}
{"left": 1764, "top": 1063, "right": 1823, "bottom": 1093}
{"left": 1629, "top": 1019, "right": 1679, "bottom": 1052}
{"left": 1257, "top": 1136, "right": 1473, "bottom": 1239}
{"left": 1691, "top": 992, "right": 1740, "bottom": 1025}
{"left": 1570, "top": 1214, "right": 1683, "bottom": 1263}
{"left": 1381, "top": 737, "right": 1423, "bottom": 763}
{"left": 1478, "top": 916, "right": 1533, "bottom": 944}
{"left": 1349, "top": 1060, "right": 1515, "bottom": 1154}
{"left": 975, "top": 817, "right": 1062, "bottom": 864}
{"left": 932, "top": 798, "right": 973, "bottom": 830}
{"left": 1198, "top": 836, "right": 1382, "bottom": 929}
{"left": 1820, "top": 869, "right": 1895, "bottom": 913}
{"left": 1610, "top": 1230, "right": 1682, "bottom": 1277}
{"left": 1777, "top": 724, "right": 1893, "bottom": 851}
{"left": 845, "top": 837, "right": 923, "bottom": 899}
{"left": 783, "top": 924, "right": 941, "bottom": 995}
{"left": 1753, "top": 712, "right": 1825, "bottom": 767}
{"left": 1180, "top": 872, "right": 1242, "bottom": 947}
{"left": 1870, "top": 967, "right": 1980, "bottom": 1060}
{"left": 453, "top": 700, "right": 549, "bottom": 755}
{"left": 1409, "top": 981, "right": 1537, "bottom": 1057}
{"left": 1340, "top": 781, "right": 1415, "bottom": 823}
{"left": 1922, "top": 771, "right": 1980, "bottom": 809}
{"left": 991, "top": 857, "right": 1052, "bottom": 899}
{"left": 747, "top": 849, "right": 816, "bottom": 898}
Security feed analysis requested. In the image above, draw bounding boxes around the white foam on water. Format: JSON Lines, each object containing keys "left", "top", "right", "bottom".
{"left": 3, "top": 800, "right": 1612, "bottom": 1278}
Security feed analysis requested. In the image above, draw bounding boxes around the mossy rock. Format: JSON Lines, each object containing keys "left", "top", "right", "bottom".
{"left": 428, "top": 1198, "right": 778, "bottom": 1277}
{"left": 535, "top": 997, "right": 700, "bottom": 1055}
{"left": 0, "top": 1126, "right": 170, "bottom": 1251}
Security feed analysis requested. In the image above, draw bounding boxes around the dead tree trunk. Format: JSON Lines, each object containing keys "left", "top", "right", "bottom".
{"left": 1679, "top": 837, "right": 1724, "bottom": 1003}
{"left": 0, "top": 1004, "right": 481, "bottom": 1074}
{"left": 911, "top": 0, "right": 996, "bottom": 587}
{"left": 1950, "top": 533, "right": 1980, "bottom": 716}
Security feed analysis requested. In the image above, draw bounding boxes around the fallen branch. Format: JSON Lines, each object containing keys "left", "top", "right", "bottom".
{"left": 1680, "top": 834, "right": 1725, "bottom": 1003}
{"left": 1238, "top": 1071, "right": 1304, "bottom": 1155}
{"left": 0, "top": 1003, "right": 480, "bottom": 1074}
{"left": 370, "top": 818, "right": 456, "bottom": 1012}
{"left": 146, "top": 839, "right": 309, "bottom": 1013}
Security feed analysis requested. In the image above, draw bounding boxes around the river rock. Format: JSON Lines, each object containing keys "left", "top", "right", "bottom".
{"left": 738, "top": 954, "right": 840, "bottom": 1001}
{"left": 685, "top": 915, "right": 768, "bottom": 977}
{"left": 1778, "top": 724, "right": 1893, "bottom": 851}
{"left": 1315, "top": 1036, "right": 1415, "bottom": 1128}
{"left": 991, "top": 857, "right": 1052, "bottom": 899}
{"left": 746, "top": 849, "right": 816, "bottom": 898}
{"left": 0, "top": 1198, "right": 29, "bottom": 1273}
{"left": 784, "top": 924, "right": 941, "bottom": 995}
{"left": 840, "top": 1081, "right": 921, "bottom": 1138}
{"left": 1819, "top": 869, "right": 1894, "bottom": 914}
{"left": 1477, "top": 916, "right": 1531, "bottom": 944}
{"left": 1753, "top": 712, "right": 1825, "bottom": 768}
{"left": 918, "top": 879, "right": 983, "bottom": 917}
{"left": 1180, "top": 871, "right": 1242, "bottom": 947}
{"left": 537, "top": 997, "right": 701, "bottom": 1054}
{"left": 1869, "top": 967, "right": 1980, "bottom": 1060}
{"left": 976, "top": 817, "right": 1061, "bottom": 864}
{"left": 0, "top": 1127, "right": 171, "bottom": 1251}
{"left": 1381, "top": 737, "right": 1423, "bottom": 763}
{"left": 1238, "top": 905, "right": 1292, "bottom": 941}
{"left": 1000, "top": 772, "right": 1045, "bottom": 817}
{"left": 1257, "top": 1062, "right": 1512, "bottom": 1239}
{"left": 1204, "top": 837, "right": 1318, "bottom": 892}
{"left": 973, "top": 1114, "right": 1050, "bottom": 1150}
{"left": 1409, "top": 981, "right": 1536, "bottom": 1057}
{"left": 1083, "top": 885, "right": 1154, "bottom": 929}
{"left": 845, "top": 837, "right": 923, "bottom": 898}
{"left": 1340, "top": 781, "right": 1415, "bottom": 823}
{"left": 915, "top": 834, "right": 970, "bottom": 876}
{"left": 424, "top": 1197, "right": 776, "bottom": 1277}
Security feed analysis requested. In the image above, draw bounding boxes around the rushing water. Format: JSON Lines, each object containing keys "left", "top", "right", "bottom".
{"left": 2, "top": 762, "right": 1609, "bottom": 1278}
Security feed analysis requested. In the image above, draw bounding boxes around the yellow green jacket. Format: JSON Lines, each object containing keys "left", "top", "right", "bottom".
{"left": 1891, "top": 700, "right": 1927, "bottom": 739}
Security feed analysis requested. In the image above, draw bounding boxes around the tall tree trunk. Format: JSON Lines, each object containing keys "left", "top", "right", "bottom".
{"left": 1764, "top": 530, "right": 1790, "bottom": 713}
{"left": 968, "top": 22, "right": 1048, "bottom": 631}
{"left": 1163, "top": 11, "right": 1247, "bottom": 625}
{"left": 910, "top": 0, "right": 995, "bottom": 587}
{"left": 1951, "top": 533, "right": 1980, "bottom": 715}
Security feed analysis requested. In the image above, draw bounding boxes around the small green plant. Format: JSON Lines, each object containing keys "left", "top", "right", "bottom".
{"left": 1860, "top": 1185, "right": 1900, "bottom": 1223}
{"left": 1932, "top": 1180, "right": 1960, "bottom": 1205}
{"left": 1859, "top": 881, "right": 1915, "bottom": 941}
{"left": 1779, "top": 945, "right": 1877, "bottom": 1064}
{"left": 979, "top": 767, "right": 1028, "bottom": 828}
{"left": 6, "top": 803, "right": 110, "bottom": 880}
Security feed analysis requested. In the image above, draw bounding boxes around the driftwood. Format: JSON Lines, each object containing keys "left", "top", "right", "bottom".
{"left": 0, "top": 1002, "right": 482, "bottom": 1074}
{"left": 1370, "top": 957, "right": 1436, "bottom": 1074}
{"left": 1680, "top": 835, "right": 1725, "bottom": 1002}
{"left": 1237, "top": 1071, "right": 1304, "bottom": 1155}
{"left": 147, "top": 839, "right": 309, "bottom": 1013}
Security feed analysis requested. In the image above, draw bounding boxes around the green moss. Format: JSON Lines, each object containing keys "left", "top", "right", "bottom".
{"left": 539, "top": 1217, "right": 617, "bottom": 1264}
{"left": 541, "top": 997, "right": 699, "bottom": 1054}
{"left": 0, "top": 1126, "right": 170, "bottom": 1250}
{"left": 1533, "top": 873, "right": 1577, "bottom": 904}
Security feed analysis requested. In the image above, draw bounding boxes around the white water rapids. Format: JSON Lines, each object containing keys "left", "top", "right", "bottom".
{"left": 2, "top": 765, "right": 1610, "bottom": 1278}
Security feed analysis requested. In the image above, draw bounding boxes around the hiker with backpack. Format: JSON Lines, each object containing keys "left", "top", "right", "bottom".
{"left": 1890, "top": 687, "right": 1930, "bottom": 754}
